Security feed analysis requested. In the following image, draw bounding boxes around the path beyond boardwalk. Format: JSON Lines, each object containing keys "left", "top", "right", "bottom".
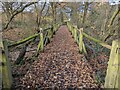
{"left": 14, "top": 26, "right": 100, "bottom": 89}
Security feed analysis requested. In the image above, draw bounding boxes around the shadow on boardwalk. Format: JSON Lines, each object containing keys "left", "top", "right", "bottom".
{"left": 12, "top": 25, "right": 104, "bottom": 89}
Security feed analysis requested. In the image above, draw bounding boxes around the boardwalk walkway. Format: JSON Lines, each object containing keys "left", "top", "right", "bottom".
{"left": 14, "top": 26, "right": 100, "bottom": 89}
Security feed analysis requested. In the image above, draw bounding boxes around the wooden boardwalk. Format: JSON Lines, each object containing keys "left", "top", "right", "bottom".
{"left": 13, "top": 26, "right": 100, "bottom": 89}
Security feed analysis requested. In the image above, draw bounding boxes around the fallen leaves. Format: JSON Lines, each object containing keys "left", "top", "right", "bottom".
{"left": 11, "top": 26, "right": 108, "bottom": 89}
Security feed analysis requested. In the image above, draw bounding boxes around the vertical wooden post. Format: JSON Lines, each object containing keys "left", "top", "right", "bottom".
{"left": 48, "top": 28, "right": 52, "bottom": 39}
{"left": 67, "top": 22, "right": 69, "bottom": 30}
{"left": 73, "top": 27, "right": 77, "bottom": 42}
{"left": 53, "top": 24, "right": 58, "bottom": 33}
{"left": 40, "top": 33, "right": 44, "bottom": 51}
{"left": 78, "top": 28, "right": 87, "bottom": 55}
{"left": 69, "top": 23, "right": 72, "bottom": 33}
{"left": 67, "top": 22, "right": 70, "bottom": 31}
{"left": 0, "top": 40, "right": 2, "bottom": 89}
{"left": 71, "top": 27, "right": 73, "bottom": 36}
{"left": 76, "top": 32, "right": 79, "bottom": 45}
{"left": 68, "top": 22, "right": 70, "bottom": 31}
{"left": 37, "top": 33, "right": 44, "bottom": 54}
{"left": 79, "top": 28, "right": 83, "bottom": 53}
{"left": 104, "top": 39, "right": 120, "bottom": 89}
{"left": 69, "top": 23, "right": 72, "bottom": 32}
{"left": 82, "top": 42, "right": 87, "bottom": 55}
{"left": 0, "top": 40, "right": 12, "bottom": 89}
{"left": 72, "top": 27, "right": 74, "bottom": 37}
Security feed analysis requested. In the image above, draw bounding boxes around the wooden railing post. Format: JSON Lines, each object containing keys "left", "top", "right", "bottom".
{"left": 79, "top": 28, "right": 83, "bottom": 53}
{"left": 53, "top": 24, "right": 59, "bottom": 34}
{"left": 67, "top": 22, "right": 72, "bottom": 33}
{"left": 104, "top": 39, "right": 120, "bottom": 89}
{"left": 73, "top": 27, "right": 77, "bottom": 42}
{"left": 66, "top": 22, "right": 87, "bottom": 55}
{"left": 68, "top": 22, "right": 70, "bottom": 31}
{"left": 37, "top": 32, "right": 44, "bottom": 54}
{"left": 0, "top": 40, "right": 12, "bottom": 89}
{"left": 70, "top": 24, "right": 72, "bottom": 33}
{"left": 66, "top": 22, "right": 69, "bottom": 29}
{"left": 71, "top": 26, "right": 74, "bottom": 37}
{"left": 78, "top": 28, "right": 87, "bottom": 55}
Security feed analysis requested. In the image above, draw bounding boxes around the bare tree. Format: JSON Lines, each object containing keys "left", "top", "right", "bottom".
{"left": 104, "top": 5, "right": 120, "bottom": 41}
{"left": 2, "top": 2, "right": 37, "bottom": 30}
{"left": 50, "top": 2, "right": 57, "bottom": 24}
{"left": 82, "top": 2, "right": 89, "bottom": 27}
{"left": 34, "top": 2, "right": 46, "bottom": 33}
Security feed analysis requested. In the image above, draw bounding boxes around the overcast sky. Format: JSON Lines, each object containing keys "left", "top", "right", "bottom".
{"left": 109, "top": 0, "right": 120, "bottom": 5}
{"left": 0, "top": 0, "right": 119, "bottom": 12}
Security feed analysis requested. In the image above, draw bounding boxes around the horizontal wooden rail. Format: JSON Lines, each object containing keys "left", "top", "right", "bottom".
{"left": 8, "top": 33, "right": 39, "bottom": 48}
{"left": 82, "top": 32, "right": 112, "bottom": 50}
{"left": 44, "top": 27, "right": 52, "bottom": 31}
{"left": 0, "top": 23, "right": 60, "bottom": 88}
{"left": 8, "top": 27, "right": 53, "bottom": 48}
{"left": 66, "top": 21, "right": 112, "bottom": 50}
{"left": 7, "top": 23, "right": 60, "bottom": 54}
{"left": 66, "top": 21, "right": 119, "bottom": 89}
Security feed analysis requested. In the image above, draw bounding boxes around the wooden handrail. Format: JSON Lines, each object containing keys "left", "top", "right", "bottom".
{"left": 82, "top": 32, "right": 112, "bottom": 50}
{"left": 67, "top": 21, "right": 112, "bottom": 50}
{"left": 7, "top": 26, "right": 54, "bottom": 48}
{"left": 8, "top": 33, "right": 40, "bottom": 48}
{"left": 0, "top": 23, "right": 60, "bottom": 88}
{"left": 67, "top": 21, "right": 120, "bottom": 89}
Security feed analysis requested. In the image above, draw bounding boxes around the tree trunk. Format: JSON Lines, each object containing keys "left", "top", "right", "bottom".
{"left": 15, "top": 41, "right": 30, "bottom": 65}
{"left": 104, "top": 5, "right": 120, "bottom": 42}
{"left": 82, "top": 2, "right": 89, "bottom": 28}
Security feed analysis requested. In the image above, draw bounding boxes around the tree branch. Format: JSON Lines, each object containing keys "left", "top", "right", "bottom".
{"left": 108, "top": 5, "right": 120, "bottom": 27}
{"left": 3, "top": 2, "right": 37, "bottom": 30}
